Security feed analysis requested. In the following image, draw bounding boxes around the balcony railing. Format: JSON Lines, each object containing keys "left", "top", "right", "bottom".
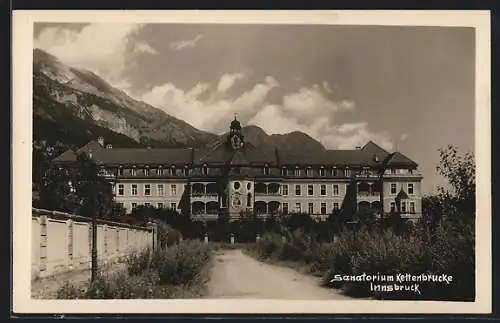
{"left": 191, "top": 193, "right": 218, "bottom": 198}
{"left": 357, "top": 191, "right": 380, "bottom": 197}
{"left": 255, "top": 192, "right": 281, "bottom": 196}
{"left": 355, "top": 173, "right": 380, "bottom": 179}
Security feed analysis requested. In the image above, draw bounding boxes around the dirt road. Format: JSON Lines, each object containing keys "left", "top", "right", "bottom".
{"left": 206, "top": 249, "right": 351, "bottom": 299}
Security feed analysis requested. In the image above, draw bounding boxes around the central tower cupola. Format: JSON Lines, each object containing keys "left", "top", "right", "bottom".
{"left": 228, "top": 115, "right": 244, "bottom": 150}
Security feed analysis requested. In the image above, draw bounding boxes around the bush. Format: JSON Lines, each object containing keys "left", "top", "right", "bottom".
{"left": 156, "top": 240, "right": 211, "bottom": 286}
{"left": 255, "top": 233, "right": 283, "bottom": 259}
{"left": 167, "top": 229, "right": 183, "bottom": 246}
{"left": 56, "top": 240, "right": 214, "bottom": 299}
{"left": 126, "top": 248, "right": 151, "bottom": 276}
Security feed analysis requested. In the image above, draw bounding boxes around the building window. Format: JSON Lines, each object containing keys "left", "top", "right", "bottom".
{"left": 344, "top": 169, "right": 351, "bottom": 177}
{"left": 157, "top": 202, "right": 164, "bottom": 209}
{"left": 390, "top": 202, "right": 396, "bottom": 213}
{"left": 333, "top": 202, "right": 339, "bottom": 211}
{"left": 202, "top": 165, "right": 208, "bottom": 176}
{"left": 131, "top": 184, "right": 138, "bottom": 196}
{"left": 283, "top": 202, "right": 288, "bottom": 214}
{"left": 247, "top": 193, "right": 252, "bottom": 207}
{"left": 157, "top": 184, "right": 164, "bottom": 196}
{"left": 332, "top": 168, "right": 338, "bottom": 177}
{"left": 295, "top": 203, "right": 301, "bottom": 213}
{"left": 321, "top": 203, "right": 326, "bottom": 215}
{"left": 132, "top": 203, "right": 137, "bottom": 209}
{"left": 171, "top": 203, "right": 176, "bottom": 210}
{"left": 282, "top": 184, "right": 288, "bottom": 196}
{"left": 145, "top": 203, "right": 151, "bottom": 207}
{"left": 117, "top": 184, "right": 124, "bottom": 196}
{"left": 295, "top": 185, "right": 301, "bottom": 196}
{"left": 308, "top": 185, "right": 314, "bottom": 196}
{"left": 306, "top": 167, "right": 313, "bottom": 177}
{"left": 390, "top": 183, "right": 397, "bottom": 194}
{"left": 184, "top": 167, "right": 189, "bottom": 176}
{"left": 263, "top": 166, "right": 270, "bottom": 176}
{"left": 319, "top": 167, "right": 325, "bottom": 177}
{"left": 333, "top": 184, "right": 339, "bottom": 196}
{"left": 144, "top": 168, "right": 150, "bottom": 176}
{"left": 156, "top": 168, "right": 162, "bottom": 176}
{"left": 118, "top": 168, "right": 124, "bottom": 176}
{"left": 131, "top": 168, "right": 137, "bottom": 176}
{"left": 308, "top": 203, "right": 314, "bottom": 214}
{"left": 170, "top": 166, "right": 176, "bottom": 176}
{"left": 408, "top": 183, "right": 414, "bottom": 195}
{"left": 281, "top": 167, "right": 287, "bottom": 176}
{"left": 401, "top": 202, "right": 407, "bottom": 213}
{"left": 144, "top": 184, "right": 151, "bottom": 196}
{"left": 117, "top": 202, "right": 124, "bottom": 209}
{"left": 171, "top": 184, "right": 177, "bottom": 196}
{"left": 409, "top": 201, "right": 415, "bottom": 213}
{"left": 320, "top": 185, "right": 326, "bottom": 196}
{"left": 294, "top": 168, "right": 301, "bottom": 177}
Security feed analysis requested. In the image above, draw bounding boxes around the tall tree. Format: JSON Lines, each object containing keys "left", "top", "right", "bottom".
{"left": 436, "top": 145, "right": 475, "bottom": 218}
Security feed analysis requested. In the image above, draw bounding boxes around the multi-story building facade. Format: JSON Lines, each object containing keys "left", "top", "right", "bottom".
{"left": 51, "top": 118, "right": 423, "bottom": 221}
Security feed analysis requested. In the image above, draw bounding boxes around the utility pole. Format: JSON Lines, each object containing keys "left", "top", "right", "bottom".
{"left": 91, "top": 192, "right": 98, "bottom": 283}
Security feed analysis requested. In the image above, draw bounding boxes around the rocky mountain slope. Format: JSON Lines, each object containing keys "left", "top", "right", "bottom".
{"left": 32, "top": 48, "right": 328, "bottom": 161}
{"left": 33, "top": 48, "right": 218, "bottom": 149}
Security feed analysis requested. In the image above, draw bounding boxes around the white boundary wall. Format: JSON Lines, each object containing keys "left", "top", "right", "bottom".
{"left": 32, "top": 208, "right": 156, "bottom": 279}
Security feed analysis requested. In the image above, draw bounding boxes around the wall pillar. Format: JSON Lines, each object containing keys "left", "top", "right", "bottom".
{"left": 39, "top": 215, "right": 48, "bottom": 276}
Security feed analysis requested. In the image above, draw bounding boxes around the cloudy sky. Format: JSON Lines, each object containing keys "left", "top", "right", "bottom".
{"left": 33, "top": 23, "right": 475, "bottom": 194}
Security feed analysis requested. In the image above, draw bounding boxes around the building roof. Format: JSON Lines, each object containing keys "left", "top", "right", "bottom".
{"left": 90, "top": 148, "right": 193, "bottom": 165}
{"left": 384, "top": 151, "right": 418, "bottom": 167}
{"left": 51, "top": 131, "right": 419, "bottom": 168}
{"left": 194, "top": 139, "right": 277, "bottom": 165}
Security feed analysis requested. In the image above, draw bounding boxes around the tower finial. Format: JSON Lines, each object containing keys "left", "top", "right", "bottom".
{"left": 234, "top": 113, "right": 238, "bottom": 121}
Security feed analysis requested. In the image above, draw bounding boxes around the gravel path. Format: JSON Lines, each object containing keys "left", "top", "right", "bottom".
{"left": 205, "top": 249, "right": 351, "bottom": 300}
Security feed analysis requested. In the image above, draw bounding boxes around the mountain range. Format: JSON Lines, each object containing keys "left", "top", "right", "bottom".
{"left": 33, "top": 48, "right": 329, "bottom": 156}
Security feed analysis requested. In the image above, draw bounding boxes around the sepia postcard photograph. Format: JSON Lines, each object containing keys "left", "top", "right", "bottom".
{"left": 12, "top": 10, "right": 491, "bottom": 314}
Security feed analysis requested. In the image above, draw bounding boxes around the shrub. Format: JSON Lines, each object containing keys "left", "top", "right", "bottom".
{"left": 255, "top": 233, "right": 283, "bottom": 259}
{"left": 156, "top": 240, "right": 211, "bottom": 286}
{"left": 167, "top": 229, "right": 183, "bottom": 246}
{"left": 56, "top": 240, "right": 213, "bottom": 299}
{"left": 126, "top": 248, "right": 151, "bottom": 276}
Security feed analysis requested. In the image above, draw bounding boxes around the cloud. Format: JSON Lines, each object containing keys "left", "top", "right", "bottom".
{"left": 133, "top": 42, "right": 157, "bottom": 55}
{"left": 141, "top": 75, "right": 392, "bottom": 150}
{"left": 34, "top": 23, "right": 156, "bottom": 93}
{"left": 141, "top": 75, "right": 278, "bottom": 133}
{"left": 217, "top": 73, "right": 245, "bottom": 92}
{"left": 400, "top": 133, "right": 409, "bottom": 141}
{"left": 322, "top": 80, "right": 332, "bottom": 93}
{"left": 170, "top": 34, "right": 204, "bottom": 51}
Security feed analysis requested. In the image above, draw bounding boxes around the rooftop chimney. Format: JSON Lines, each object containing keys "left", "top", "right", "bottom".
{"left": 355, "top": 146, "right": 361, "bottom": 150}
{"left": 97, "top": 136, "right": 104, "bottom": 146}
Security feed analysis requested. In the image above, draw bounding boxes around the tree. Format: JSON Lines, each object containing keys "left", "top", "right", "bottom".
{"left": 436, "top": 145, "right": 475, "bottom": 217}
{"left": 73, "top": 152, "right": 114, "bottom": 220}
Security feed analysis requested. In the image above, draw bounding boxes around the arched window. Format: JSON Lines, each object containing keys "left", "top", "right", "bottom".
{"left": 281, "top": 166, "right": 287, "bottom": 176}
{"left": 202, "top": 164, "right": 208, "bottom": 176}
